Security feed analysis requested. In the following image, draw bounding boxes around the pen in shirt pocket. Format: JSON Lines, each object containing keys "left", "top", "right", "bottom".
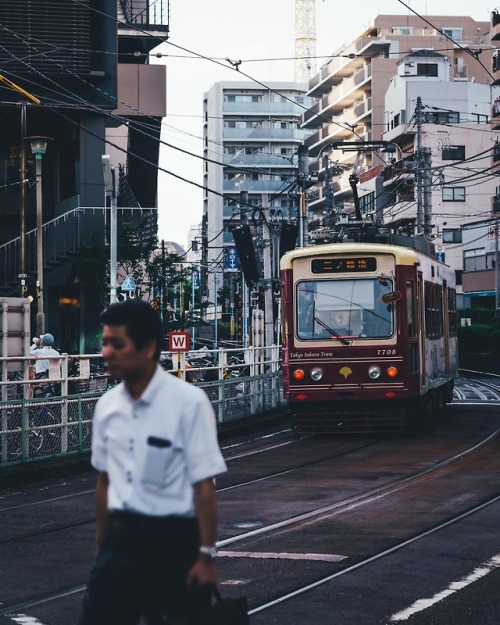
{"left": 147, "top": 436, "right": 172, "bottom": 448}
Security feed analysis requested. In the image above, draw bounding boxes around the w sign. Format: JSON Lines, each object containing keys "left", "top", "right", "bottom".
{"left": 168, "top": 331, "right": 190, "bottom": 352}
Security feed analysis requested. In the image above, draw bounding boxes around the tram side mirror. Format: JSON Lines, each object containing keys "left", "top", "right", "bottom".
{"left": 381, "top": 290, "right": 402, "bottom": 304}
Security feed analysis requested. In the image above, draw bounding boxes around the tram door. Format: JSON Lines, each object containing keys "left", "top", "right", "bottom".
{"left": 442, "top": 280, "right": 450, "bottom": 373}
{"left": 406, "top": 279, "right": 419, "bottom": 376}
{"left": 417, "top": 272, "right": 426, "bottom": 387}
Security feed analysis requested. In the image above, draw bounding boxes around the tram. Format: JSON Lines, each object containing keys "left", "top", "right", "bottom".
{"left": 280, "top": 242, "right": 458, "bottom": 433}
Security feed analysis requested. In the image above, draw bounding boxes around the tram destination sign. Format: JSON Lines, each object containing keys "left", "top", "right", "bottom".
{"left": 311, "top": 257, "right": 377, "bottom": 273}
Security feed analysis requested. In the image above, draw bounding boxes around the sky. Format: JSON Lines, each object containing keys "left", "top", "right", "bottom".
{"left": 152, "top": 0, "right": 498, "bottom": 249}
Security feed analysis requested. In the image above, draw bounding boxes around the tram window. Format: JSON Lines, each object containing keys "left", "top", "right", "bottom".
{"left": 295, "top": 279, "right": 394, "bottom": 340}
{"left": 406, "top": 281, "right": 416, "bottom": 337}
{"left": 448, "top": 288, "right": 457, "bottom": 336}
{"left": 424, "top": 282, "right": 444, "bottom": 339}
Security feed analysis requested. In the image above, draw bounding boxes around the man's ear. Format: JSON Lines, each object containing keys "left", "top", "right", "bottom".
{"left": 144, "top": 340, "right": 158, "bottom": 361}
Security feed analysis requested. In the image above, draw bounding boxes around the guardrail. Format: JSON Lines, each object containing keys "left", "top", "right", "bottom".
{"left": 0, "top": 347, "right": 285, "bottom": 467}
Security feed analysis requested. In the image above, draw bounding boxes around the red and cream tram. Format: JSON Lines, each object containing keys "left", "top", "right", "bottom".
{"left": 280, "top": 242, "right": 458, "bottom": 433}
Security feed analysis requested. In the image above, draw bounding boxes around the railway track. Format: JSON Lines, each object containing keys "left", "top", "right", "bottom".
{"left": 1, "top": 373, "right": 500, "bottom": 623}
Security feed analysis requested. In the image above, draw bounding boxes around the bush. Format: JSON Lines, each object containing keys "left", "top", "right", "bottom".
{"left": 458, "top": 324, "right": 500, "bottom": 373}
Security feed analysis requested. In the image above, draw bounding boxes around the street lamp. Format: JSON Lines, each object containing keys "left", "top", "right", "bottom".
{"left": 29, "top": 136, "right": 50, "bottom": 336}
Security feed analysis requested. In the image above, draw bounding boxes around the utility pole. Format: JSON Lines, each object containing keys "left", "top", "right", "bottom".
{"left": 201, "top": 213, "right": 208, "bottom": 320}
{"left": 297, "top": 145, "right": 309, "bottom": 247}
{"left": 240, "top": 190, "right": 249, "bottom": 347}
{"left": 415, "top": 96, "right": 424, "bottom": 236}
{"left": 18, "top": 103, "right": 28, "bottom": 298}
{"left": 102, "top": 155, "right": 117, "bottom": 304}
{"left": 422, "top": 148, "right": 433, "bottom": 238}
{"left": 495, "top": 215, "right": 499, "bottom": 313}
{"left": 261, "top": 195, "right": 274, "bottom": 346}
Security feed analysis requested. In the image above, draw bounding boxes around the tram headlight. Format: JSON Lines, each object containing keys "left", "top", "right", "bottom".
{"left": 387, "top": 366, "right": 398, "bottom": 378}
{"left": 310, "top": 367, "right": 324, "bottom": 381}
{"left": 368, "top": 366, "right": 381, "bottom": 380}
{"left": 293, "top": 369, "right": 305, "bottom": 381}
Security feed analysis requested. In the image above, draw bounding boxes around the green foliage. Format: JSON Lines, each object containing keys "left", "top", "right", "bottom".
{"left": 458, "top": 323, "right": 500, "bottom": 373}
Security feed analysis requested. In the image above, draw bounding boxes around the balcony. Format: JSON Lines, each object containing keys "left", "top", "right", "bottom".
{"left": 383, "top": 155, "right": 416, "bottom": 185}
{"left": 119, "top": 0, "right": 169, "bottom": 31}
{"left": 223, "top": 153, "right": 296, "bottom": 168}
{"left": 223, "top": 128, "right": 307, "bottom": 142}
{"left": 223, "top": 101, "right": 307, "bottom": 116}
{"left": 223, "top": 179, "right": 292, "bottom": 194}
{"left": 303, "top": 64, "right": 372, "bottom": 128}
{"left": 114, "top": 64, "right": 166, "bottom": 116}
{"left": 492, "top": 10, "right": 500, "bottom": 40}
{"left": 307, "top": 38, "right": 388, "bottom": 98}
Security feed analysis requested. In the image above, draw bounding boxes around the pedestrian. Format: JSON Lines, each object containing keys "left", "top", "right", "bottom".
{"left": 29, "top": 333, "right": 60, "bottom": 378}
{"left": 78, "top": 298, "right": 227, "bottom": 625}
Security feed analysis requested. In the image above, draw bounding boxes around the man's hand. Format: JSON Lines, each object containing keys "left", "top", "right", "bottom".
{"left": 186, "top": 554, "right": 217, "bottom": 586}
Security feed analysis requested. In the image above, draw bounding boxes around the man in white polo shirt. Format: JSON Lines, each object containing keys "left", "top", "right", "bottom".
{"left": 78, "top": 299, "right": 227, "bottom": 625}
{"left": 29, "top": 333, "right": 59, "bottom": 378}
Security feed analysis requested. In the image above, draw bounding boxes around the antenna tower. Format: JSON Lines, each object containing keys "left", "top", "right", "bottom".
{"left": 295, "top": 0, "right": 317, "bottom": 84}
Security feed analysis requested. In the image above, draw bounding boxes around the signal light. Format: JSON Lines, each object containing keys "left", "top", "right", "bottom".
{"left": 293, "top": 369, "right": 305, "bottom": 381}
{"left": 387, "top": 366, "right": 398, "bottom": 378}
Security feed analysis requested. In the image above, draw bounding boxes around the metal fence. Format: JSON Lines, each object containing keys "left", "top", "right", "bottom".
{"left": 0, "top": 347, "right": 285, "bottom": 467}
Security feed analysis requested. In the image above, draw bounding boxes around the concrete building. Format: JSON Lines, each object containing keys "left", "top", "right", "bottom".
{"left": 202, "top": 81, "right": 312, "bottom": 312}
{"left": 380, "top": 49, "right": 499, "bottom": 274}
{"left": 0, "top": 1, "right": 167, "bottom": 352}
{"left": 461, "top": 219, "right": 500, "bottom": 309}
{"left": 302, "top": 14, "right": 494, "bottom": 230}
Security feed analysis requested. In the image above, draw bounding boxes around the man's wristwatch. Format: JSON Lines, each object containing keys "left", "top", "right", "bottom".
{"left": 199, "top": 545, "right": 218, "bottom": 559}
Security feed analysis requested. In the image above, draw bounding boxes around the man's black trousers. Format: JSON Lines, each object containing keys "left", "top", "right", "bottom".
{"left": 78, "top": 511, "right": 209, "bottom": 625}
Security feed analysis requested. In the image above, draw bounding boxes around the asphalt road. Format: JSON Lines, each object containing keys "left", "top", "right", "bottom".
{"left": 0, "top": 376, "right": 499, "bottom": 625}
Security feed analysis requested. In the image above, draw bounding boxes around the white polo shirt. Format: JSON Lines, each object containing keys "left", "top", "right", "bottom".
{"left": 91, "top": 365, "right": 227, "bottom": 517}
{"left": 29, "top": 344, "right": 60, "bottom": 375}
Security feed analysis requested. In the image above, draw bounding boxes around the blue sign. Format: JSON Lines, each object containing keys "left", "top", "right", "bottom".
{"left": 436, "top": 252, "right": 445, "bottom": 263}
{"left": 121, "top": 275, "right": 137, "bottom": 291}
{"left": 226, "top": 247, "right": 238, "bottom": 271}
{"left": 192, "top": 269, "right": 200, "bottom": 288}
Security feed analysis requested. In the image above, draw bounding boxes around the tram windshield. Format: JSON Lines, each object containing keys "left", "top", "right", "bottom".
{"left": 296, "top": 278, "right": 395, "bottom": 340}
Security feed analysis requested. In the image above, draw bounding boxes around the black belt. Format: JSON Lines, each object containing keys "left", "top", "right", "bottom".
{"left": 112, "top": 509, "right": 197, "bottom": 529}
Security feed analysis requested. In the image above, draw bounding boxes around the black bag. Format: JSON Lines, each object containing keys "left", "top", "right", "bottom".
{"left": 173, "top": 585, "right": 249, "bottom": 625}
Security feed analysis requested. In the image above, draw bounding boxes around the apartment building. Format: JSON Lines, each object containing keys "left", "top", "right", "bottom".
{"left": 379, "top": 49, "right": 499, "bottom": 275}
{"left": 202, "top": 81, "right": 311, "bottom": 307}
{"left": 302, "top": 14, "right": 494, "bottom": 227}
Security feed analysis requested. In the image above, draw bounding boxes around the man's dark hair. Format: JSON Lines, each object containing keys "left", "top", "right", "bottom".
{"left": 100, "top": 299, "right": 163, "bottom": 360}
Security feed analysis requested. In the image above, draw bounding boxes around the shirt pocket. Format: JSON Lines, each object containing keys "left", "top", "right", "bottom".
{"left": 140, "top": 435, "right": 184, "bottom": 493}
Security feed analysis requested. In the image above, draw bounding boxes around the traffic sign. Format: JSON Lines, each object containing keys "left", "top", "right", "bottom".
{"left": 225, "top": 247, "right": 239, "bottom": 272}
{"left": 121, "top": 275, "right": 137, "bottom": 291}
{"left": 168, "top": 331, "right": 190, "bottom": 352}
{"left": 192, "top": 269, "right": 200, "bottom": 288}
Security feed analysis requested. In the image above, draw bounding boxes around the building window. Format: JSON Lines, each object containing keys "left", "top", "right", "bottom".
{"left": 442, "top": 187, "right": 465, "bottom": 201}
{"left": 442, "top": 28, "right": 462, "bottom": 41}
{"left": 417, "top": 63, "right": 438, "bottom": 77}
{"left": 464, "top": 249, "right": 486, "bottom": 271}
{"left": 225, "top": 94, "right": 261, "bottom": 103}
{"left": 442, "top": 145, "right": 465, "bottom": 160}
{"left": 423, "top": 111, "right": 459, "bottom": 124}
{"left": 442, "top": 228, "right": 462, "bottom": 243}
{"left": 359, "top": 192, "right": 375, "bottom": 214}
{"left": 471, "top": 113, "right": 488, "bottom": 124}
{"left": 494, "top": 52, "right": 500, "bottom": 74}
{"left": 392, "top": 27, "right": 413, "bottom": 35}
